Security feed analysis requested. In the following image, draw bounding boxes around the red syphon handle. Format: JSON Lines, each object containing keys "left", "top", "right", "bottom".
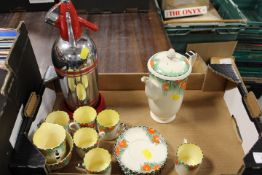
{"left": 54, "top": 1, "right": 98, "bottom": 41}
{"left": 78, "top": 17, "right": 99, "bottom": 32}
{"left": 56, "top": 1, "right": 81, "bottom": 41}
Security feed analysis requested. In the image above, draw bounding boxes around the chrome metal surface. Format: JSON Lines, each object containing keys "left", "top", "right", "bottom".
{"left": 45, "top": 2, "right": 60, "bottom": 26}
{"left": 65, "top": 12, "right": 76, "bottom": 48}
{"left": 52, "top": 31, "right": 99, "bottom": 110}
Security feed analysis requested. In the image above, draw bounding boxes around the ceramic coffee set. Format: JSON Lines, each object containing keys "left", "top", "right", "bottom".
{"left": 33, "top": 107, "right": 119, "bottom": 174}
{"left": 32, "top": 49, "right": 204, "bottom": 175}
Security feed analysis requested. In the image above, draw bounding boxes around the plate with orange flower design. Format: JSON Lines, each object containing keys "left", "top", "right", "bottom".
{"left": 114, "top": 126, "right": 168, "bottom": 174}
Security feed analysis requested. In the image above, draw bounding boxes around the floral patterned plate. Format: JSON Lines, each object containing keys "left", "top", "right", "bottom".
{"left": 114, "top": 126, "right": 168, "bottom": 174}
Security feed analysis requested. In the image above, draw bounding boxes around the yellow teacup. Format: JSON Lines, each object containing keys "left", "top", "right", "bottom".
{"left": 45, "top": 111, "right": 70, "bottom": 129}
{"left": 72, "top": 106, "right": 97, "bottom": 128}
{"left": 73, "top": 127, "right": 101, "bottom": 158}
{"left": 97, "top": 109, "right": 120, "bottom": 140}
{"left": 175, "top": 139, "right": 203, "bottom": 175}
{"left": 33, "top": 122, "right": 67, "bottom": 164}
{"left": 76, "top": 148, "right": 111, "bottom": 174}
{"left": 46, "top": 132, "right": 73, "bottom": 171}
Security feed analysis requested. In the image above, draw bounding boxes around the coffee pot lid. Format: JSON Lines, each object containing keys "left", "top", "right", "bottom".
{"left": 148, "top": 49, "right": 191, "bottom": 81}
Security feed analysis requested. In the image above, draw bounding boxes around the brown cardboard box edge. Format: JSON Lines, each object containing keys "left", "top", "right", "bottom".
{"left": 99, "top": 41, "right": 238, "bottom": 92}
{"left": 187, "top": 41, "right": 237, "bottom": 61}
{"left": 98, "top": 73, "right": 206, "bottom": 91}
{"left": 188, "top": 41, "right": 238, "bottom": 91}
{"left": 245, "top": 92, "right": 262, "bottom": 119}
{"left": 209, "top": 56, "right": 261, "bottom": 119}
{"left": 98, "top": 41, "right": 262, "bottom": 120}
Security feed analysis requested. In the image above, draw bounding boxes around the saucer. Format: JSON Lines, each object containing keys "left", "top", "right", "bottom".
{"left": 114, "top": 126, "right": 168, "bottom": 174}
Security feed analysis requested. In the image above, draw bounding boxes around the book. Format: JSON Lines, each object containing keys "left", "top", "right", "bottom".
{"left": 0, "top": 28, "right": 17, "bottom": 69}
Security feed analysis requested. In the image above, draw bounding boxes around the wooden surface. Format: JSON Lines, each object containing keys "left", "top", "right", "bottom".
{"left": 0, "top": 4, "right": 170, "bottom": 75}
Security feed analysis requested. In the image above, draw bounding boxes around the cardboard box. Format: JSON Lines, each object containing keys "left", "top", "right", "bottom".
{"left": 1, "top": 23, "right": 262, "bottom": 175}
{"left": 38, "top": 43, "right": 261, "bottom": 174}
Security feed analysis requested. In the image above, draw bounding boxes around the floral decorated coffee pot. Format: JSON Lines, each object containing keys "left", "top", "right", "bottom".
{"left": 141, "top": 49, "right": 197, "bottom": 123}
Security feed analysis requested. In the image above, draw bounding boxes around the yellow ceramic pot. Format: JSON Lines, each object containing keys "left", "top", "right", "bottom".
{"left": 45, "top": 111, "right": 70, "bottom": 130}
{"left": 76, "top": 148, "right": 111, "bottom": 174}
{"left": 175, "top": 139, "right": 203, "bottom": 175}
{"left": 46, "top": 131, "right": 73, "bottom": 171}
{"left": 96, "top": 109, "right": 120, "bottom": 140}
{"left": 73, "top": 127, "right": 99, "bottom": 158}
{"left": 33, "top": 122, "right": 67, "bottom": 164}
{"left": 71, "top": 106, "right": 97, "bottom": 128}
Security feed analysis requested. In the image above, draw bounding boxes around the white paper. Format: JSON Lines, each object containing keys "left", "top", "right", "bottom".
{"left": 29, "top": 0, "right": 54, "bottom": 4}
{"left": 9, "top": 105, "right": 23, "bottom": 148}
{"left": 44, "top": 65, "right": 57, "bottom": 82}
{"left": 224, "top": 88, "right": 259, "bottom": 154}
{"left": 164, "top": 6, "right": 207, "bottom": 18}
{"left": 219, "top": 58, "right": 232, "bottom": 64}
{"left": 28, "top": 88, "right": 56, "bottom": 139}
{"left": 253, "top": 152, "right": 262, "bottom": 163}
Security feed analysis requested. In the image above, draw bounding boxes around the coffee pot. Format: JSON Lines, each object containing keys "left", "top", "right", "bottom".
{"left": 141, "top": 49, "right": 197, "bottom": 123}
{"left": 45, "top": 0, "right": 101, "bottom": 111}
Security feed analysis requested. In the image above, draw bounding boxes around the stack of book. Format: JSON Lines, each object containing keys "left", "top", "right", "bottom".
{"left": 0, "top": 28, "right": 17, "bottom": 70}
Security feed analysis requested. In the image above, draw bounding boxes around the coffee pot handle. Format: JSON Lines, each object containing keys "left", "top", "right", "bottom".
{"left": 184, "top": 50, "right": 197, "bottom": 67}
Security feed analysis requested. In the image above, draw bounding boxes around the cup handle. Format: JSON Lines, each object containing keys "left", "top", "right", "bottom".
{"left": 75, "top": 162, "right": 87, "bottom": 173}
{"left": 97, "top": 131, "right": 106, "bottom": 146}
{"left": 117, "top": 122, "right": 127, "bottom": 135}
{"left": 69, "top": 122, "right": 80, "bottom": 133}
{"left": 183, "top": 138, "right": 188, "bottom": 144}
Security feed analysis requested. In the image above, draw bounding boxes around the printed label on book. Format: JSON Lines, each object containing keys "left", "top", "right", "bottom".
{"left": 164, "top": 6, "right": 207, "bottom": 18}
